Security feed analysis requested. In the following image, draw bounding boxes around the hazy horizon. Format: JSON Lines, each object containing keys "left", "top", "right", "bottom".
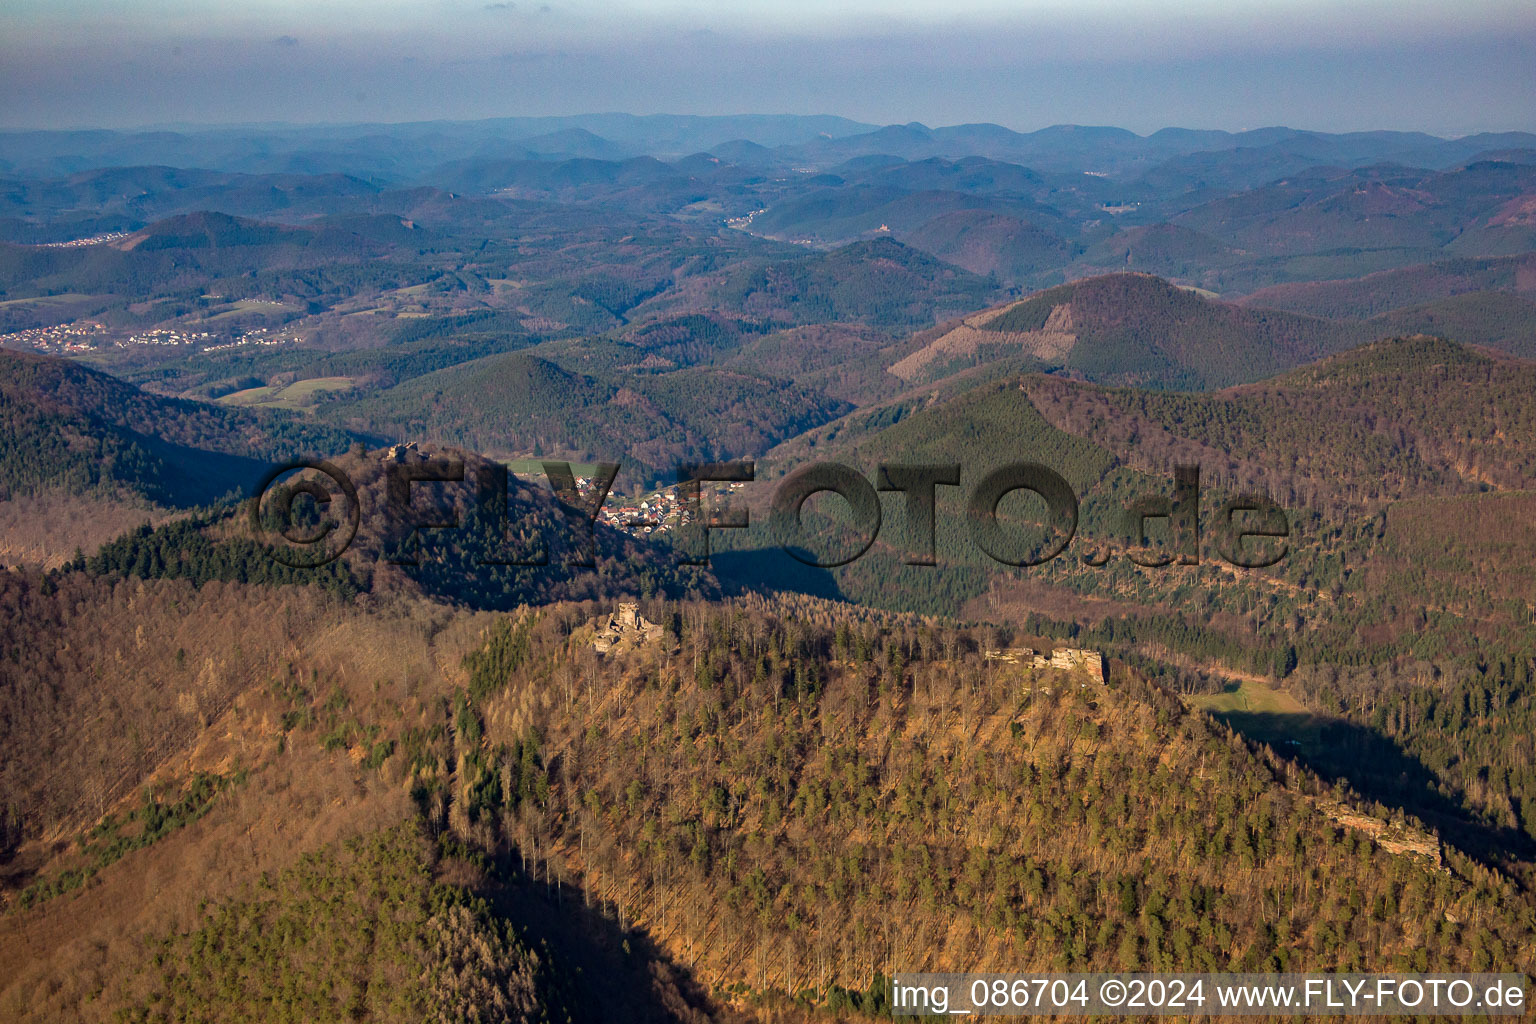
{"left": 4, "top": 112, "right": 1535, "bottom": 142}
{"left": 2, "top": 0, "right": 1533, "bottom": 135}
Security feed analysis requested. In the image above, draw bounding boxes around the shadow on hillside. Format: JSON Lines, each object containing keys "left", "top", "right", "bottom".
{"left": 710, "top": 546, "right": 850, "bottom": 603}
{"left": 144, "top": 433, "right": 273, "bottom": 507}
{"left": 478, "top": 852, "right": 753, "bottom": 1024}
{"left": 1217, "top": 709, "right": 1536, "bottom": 874}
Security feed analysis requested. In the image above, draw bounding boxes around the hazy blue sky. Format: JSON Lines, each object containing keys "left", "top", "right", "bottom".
{"left": 2, "top": 0, "right": 1533, "bottom": 134}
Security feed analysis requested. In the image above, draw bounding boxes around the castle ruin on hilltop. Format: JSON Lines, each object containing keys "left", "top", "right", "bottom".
{"left": 984, "top": 645, "right": 1105, "bottom": 684}
{"left": 592, "top": 601, "right": 665, "bottom": 654}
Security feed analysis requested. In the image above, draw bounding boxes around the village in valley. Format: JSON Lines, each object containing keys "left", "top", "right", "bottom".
{"left": 593, "top": 485, "right": 691, "bottom": 536}
{"left": 0, "top": 320, "right": 297, "bottom": 356}
{"left": 589, "top": 479, "right": 743, "bottom": 538}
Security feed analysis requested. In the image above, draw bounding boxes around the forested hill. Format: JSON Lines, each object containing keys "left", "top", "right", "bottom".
{"left": 0, "top": 348, "right": 357, "bottom": 505}
{"left": 730, "top": 333, "right": 1536, "bottom": 567}
{"left": 468, "top": 604, "right": 1535, "bottom": 993}
{"left": 683, "top": 236, "right": 1002, "bottom": 328}
{"left": 1022, "top": 334, "right": 1536, "bottom": 509}
{"left": 329, "top": 349, "right": 852, "bottom": 482}
{"left": 756, "top": 333, "right": 1536, "bottom": 630}
{"left": 692, "top": 336, "right": 1536, "bottom": 910}
{"left": 887, "top": 273, "right": 1373, "bottom": 390}
{"left": 1237, "top": 252, "right": 1536, "bottom": 319}
{"left": 4, "top": 595, "right": 1531, "bottom": 1022}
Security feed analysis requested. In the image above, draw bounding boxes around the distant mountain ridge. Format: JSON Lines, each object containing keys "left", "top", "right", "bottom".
{"left": 0, "top": 114, "right": 881, "bottom": 179}
{"left": 4, "top": 117, "right": 1532, "bottom": 181}
{"left": 5, "top": 135, "right": 1534, "bottom": 310}
{"left": 723, "top": 123, "right": 1536, "bottom": 178}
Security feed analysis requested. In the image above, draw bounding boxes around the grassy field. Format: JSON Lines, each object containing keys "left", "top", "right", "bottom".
{"left": 0, "top": 292, "right": 99, "bottom": 309}
{"left": 216, "top": 376, "right": 355, "bottom": 411}
{"left": 217, "top": 385, "right": 275, "bottom": 405}
{"left": 203, "top": 299, "right": 297, "bottom": 321}
{"left": 1188, "top": 678, "right": 1307, "bottom": 715}
{"left": 1176, "top": 284, "right": 1222, "bottom": 300}
{"left": 1188, "top": 679, "right": 1322, "bottom": 755}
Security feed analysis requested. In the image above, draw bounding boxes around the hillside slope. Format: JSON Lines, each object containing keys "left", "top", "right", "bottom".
{"left": 649, "top": 237, "right": 1003, "bottom": 329}
{"left": 5, "top": 592, "right": 1530, "bottom": 1022}
{"left": 900, "top": 209, "right": 1072, "bottom": 286}
{"left": 1024, "top": 335, "right": 1536, "bottom": 508}
{"left": 328, "top": 350, "right": 851, "bottom": 481}
{"left": 416, "top": 601, "right": 1536, "bottom": 998}
{"left": 889, "top": 273, "right": 1369, "bottom": 389}
{"left": 0, "top": 349, "right": 359, "bottom": 565}
{"left": 735, "top": 336, "right": 1536, "bottom": 881}
{"left": 0, "top": 583, "right": 734, "bottom": 1023}
{"left": 1237, "top": 252, "right": 1536, "bottom": 318}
